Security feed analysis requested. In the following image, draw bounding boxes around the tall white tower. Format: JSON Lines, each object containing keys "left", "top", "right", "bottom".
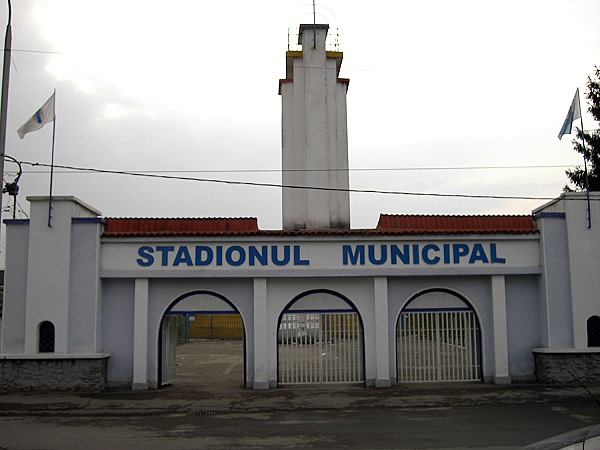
{"left": 279, "top": 24, "right": 350, "bottom": 229}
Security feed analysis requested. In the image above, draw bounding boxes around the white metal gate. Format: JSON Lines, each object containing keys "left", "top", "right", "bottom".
{"left": 397, "top": 310, "right": 481, "bottom": 382}
{"left": 161, "top": 315, "right": 177, "bottom": 385}
{"left": 278, "top": 312, "right": 364, "bottom": 384}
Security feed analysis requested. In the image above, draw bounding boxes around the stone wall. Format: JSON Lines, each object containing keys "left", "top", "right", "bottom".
{"left": 0, "top": 357, "right": 109, "bottom": 392}
{"left": 534, "top": 351, "right": 600, "bottom": 384}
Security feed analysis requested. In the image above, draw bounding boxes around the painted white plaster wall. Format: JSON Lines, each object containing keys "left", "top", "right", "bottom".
{"left": 23, "top": 197, "right": 101, "bottom": 355}
{"left": 101, "top": 279, "right": 135, "bottom": 386}
{"left": 332, "top": 81, "right": 350, "bottom": 227}
{"left": 132, "top": 278, "right": 149, "bottom": 390}
{"left": 303, "top": 28, "right": 331, "bottom": 228}
{"left": 564, "top": 194, "right": 600, "bottom": 348}
{"left": 9, "top": 194, "right": 590, "bottom": 389}
{"left": 24, "top": 199, "right": 73, "bottom": 353}
{"left": 373, "top": 277, "right": 391, "bottom": 387}
{"left": 505, "top": 275, "right": 540, "bottom": 380}
{"left": 253, "top": 278, "right": 269, "bottom": 389}
{"left": 280, "top": 24, "right": 350, "bottom": 229}
{"left": 534, "top": 192, "right": 600, "bottom": 349}
{"left": 99, "top": 233, "right": 542, "bottom": 387}
{"left": 68, "top": 222, "right": 103, "bottom": 353}
{"left": 0, "top": 222, "right": 29, "bottom": 354}
{"left": 491, "top": 275, "right": 510, "bottom": 384}
{"left": 535, "top": 214, "right": 573, "bottom": 347}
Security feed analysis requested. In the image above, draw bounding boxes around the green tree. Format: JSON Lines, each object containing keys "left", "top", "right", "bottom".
{"left": 565, "top": 66, "right": 600, "bottom": 191}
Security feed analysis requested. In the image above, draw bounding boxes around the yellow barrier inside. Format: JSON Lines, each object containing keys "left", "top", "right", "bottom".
{"left": 189, "top": 314, "right": 243, "bottom": 340}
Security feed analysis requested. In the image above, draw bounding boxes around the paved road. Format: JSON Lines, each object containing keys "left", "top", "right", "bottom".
{"left": 1, "top": 342, "right": 599, "bottom": 449}
{"left": 2, "top": 385, "right": 600, "bottom": 449}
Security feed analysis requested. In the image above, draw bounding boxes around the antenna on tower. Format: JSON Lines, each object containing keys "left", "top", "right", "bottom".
{"left": 287, "top": 3, "right": 339, "bottom": 51}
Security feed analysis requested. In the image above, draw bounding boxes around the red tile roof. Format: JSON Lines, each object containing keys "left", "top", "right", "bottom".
{"left": 103, "top": 217, "right": 259, "bottom": 237}
{"left": 102, "top": 214, "right": 537, "bottom": 238}
{"left": 376, "top": 214, "right": 537, "bottom": 234}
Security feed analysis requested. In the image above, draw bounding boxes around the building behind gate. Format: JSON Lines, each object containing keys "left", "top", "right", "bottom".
{"left": 1, "top": 23, "right": 599, "bottom": 391}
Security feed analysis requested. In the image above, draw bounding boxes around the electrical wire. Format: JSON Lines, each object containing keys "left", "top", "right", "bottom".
{"left": 18, "top": 163, "right": 578, "bottom": 174}
{"left": 17, "top": 160, "right": 555, "bottom": 201}
{"left": 12, "top": 49, "right": 64, "bottom": 54}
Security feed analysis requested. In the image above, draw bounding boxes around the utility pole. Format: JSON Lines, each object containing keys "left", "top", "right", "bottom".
{"left": 0, "top": 0, "right": 13, "bottom": 243}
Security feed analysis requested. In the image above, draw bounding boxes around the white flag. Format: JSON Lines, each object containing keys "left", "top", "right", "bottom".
{"left": 17, "top": 92, "right": 56, "bottom": 140}
{"left": 558, "top": 88, "right": 581, "bottom": 140}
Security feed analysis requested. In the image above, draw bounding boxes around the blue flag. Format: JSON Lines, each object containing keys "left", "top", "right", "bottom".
{"left": 558, "top": 88, "right": 581, "bottom": 140}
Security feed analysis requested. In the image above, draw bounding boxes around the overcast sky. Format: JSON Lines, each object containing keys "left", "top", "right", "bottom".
{"left": 2, "top": 0, "right": 599, "bottom": 234}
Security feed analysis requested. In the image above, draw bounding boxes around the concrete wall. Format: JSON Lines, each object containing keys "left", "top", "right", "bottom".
{"left": 535, "top": 213, "right": 573, "bottom": 347}
{"left": 101, "top": 278, "right": 135, "bottom": 387}
{"left": 563, "top": 195, "right": 600, "bottom": 348}
{"left": 69, "top": 221, "right": 103, "bottom": 353}
{"left": 280, "top": 24, "right": 350, "bottom": 229}
{"left": 505, "top": 275, "right": 540, "bottom": 381}
{"left": 6, "top": 193, "right": 600, "bottom": 391}
{"left": 534, "top": 192, "right": 600, "bottom": 349}
{"left": 1, "top": 222, "right": 29, "bottom": 354}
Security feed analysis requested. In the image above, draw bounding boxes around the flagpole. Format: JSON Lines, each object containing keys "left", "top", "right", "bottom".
{"left": 577, "top": 91, "right": 591, "bottom": 229}
{"left": 47, "top": 89, "right": 56, "bottom": 227}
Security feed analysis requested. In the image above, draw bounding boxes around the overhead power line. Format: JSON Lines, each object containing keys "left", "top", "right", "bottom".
{"left": 12, "top": 49, "right": 64, "bottom": 54}
{"left": 16, "top": 160, "right": 555, "bottom": 201}
{"left": 17, "top": 164, "right": 577, "bottom": 175}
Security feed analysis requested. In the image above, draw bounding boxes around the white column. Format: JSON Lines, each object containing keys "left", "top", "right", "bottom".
{"left": 132, "top": 278, "right": 149, "bottom": 390}
{"left": 374, "top": 277, "right": 391, "bottom": 387}
{"left": 253, "top": 278, "right": 269, "bottom": 389}
{"left": 491, "top": 275, "right": 511, "bottom": 384}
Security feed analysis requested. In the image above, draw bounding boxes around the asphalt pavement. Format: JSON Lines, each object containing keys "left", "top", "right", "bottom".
{"left": 1, "top": 341, "right": 599, "bottom": 449}
{"left": 2, "top": 382, "right": 600, "bottom": 449}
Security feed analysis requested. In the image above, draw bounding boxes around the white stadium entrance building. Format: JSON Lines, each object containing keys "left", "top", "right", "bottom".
{"left": 1, "top": 24, "right": 599, "bottom": 391}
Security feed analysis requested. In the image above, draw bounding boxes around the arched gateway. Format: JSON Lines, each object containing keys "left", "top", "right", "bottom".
{"left": 277, "top": 290, "right": 365, "bottom": 385}
{"left": 158, "top": 291, "right": 245, "bottom": 387}
{"left": 397, "top": 289, "right": 482, "bottom": 383}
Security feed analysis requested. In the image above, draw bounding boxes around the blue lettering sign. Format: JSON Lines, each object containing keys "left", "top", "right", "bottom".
{"left": 156, "top": 246, "right": 175, "bottom": 266}
{"left": 368, "top": 245, "right": 387, "bottom": 265}
{"left": 422, "top": 244, "right": 440, "bottom": 264}
{"left": 293, "top": 245, "right": 310, "bottom": 265}
{"left": 249, "top": 246, "right": 268, "bottom": 266}
{"left": 137, "top": 246, "right": 154, "bottom": 267}
{"left": 490, "top": 243, "right": 506, "bottom": 263}
{"left": 195, "top": 246, "right": 213, "bottom": 265}
{"left": 173, "top": 246, "right": 193, "bottom": 266}
{"left": 443, "top": 244, "right": 451, "bottom": 264}
{"left": 412, "top": 244, "right": 420, "bottom": 265}
{"left": 343, "top": 245, "right": 364, "bottom": 265}
{"left": 469, "top": 243, "right": 489, "bottom": 264}
{"left": 452, "top": 244, "right": 470, "bottom": 264}
{"left": 134, "top": 242, "right": 507, "bottom": 268}
{"left": 271, "top": 245, "right": 290, "bottom": 266}
{"left": 226, "top": 246, "right": 246, "bottom": 266}
{"left": 390, "top": 244, "right": 410, "bottom": 264}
